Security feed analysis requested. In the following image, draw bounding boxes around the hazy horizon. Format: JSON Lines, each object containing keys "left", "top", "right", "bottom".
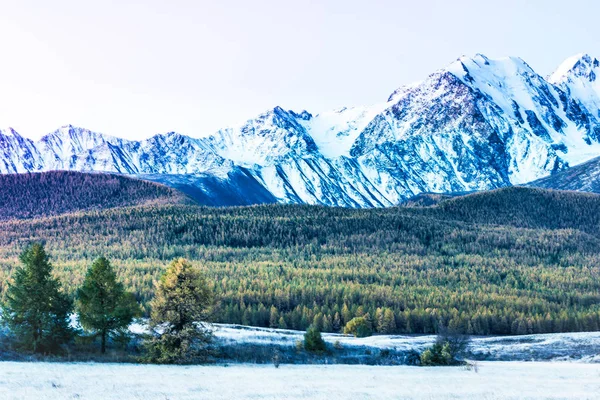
{"left": 0, "top": 0, "right": 597, "bottom": 140}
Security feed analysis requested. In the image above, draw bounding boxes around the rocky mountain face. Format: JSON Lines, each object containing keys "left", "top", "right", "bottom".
{"left": 1, "top": 53, "right": 600, "bottom": 207}
{"left": 527, "top": 155, "right": 600, "bottom": 193}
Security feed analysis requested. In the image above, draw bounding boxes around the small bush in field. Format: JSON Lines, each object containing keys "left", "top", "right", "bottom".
{"left": 304, "top": 326, "right": 327, "bottom": 353}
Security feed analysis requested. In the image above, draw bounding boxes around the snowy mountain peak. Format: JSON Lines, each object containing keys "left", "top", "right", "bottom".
{"left": 549, "top": 54, "right": 600, "bottom": 138}
{"left": 205, "top": 106, "right": 319, "bottom": 167}
{"left": 290, "top": 110, "right": 313, "bottom": 121}
{"left": 449, "top": 54, "right": 535, "bottom": 81}
{"left": 549, "top": 53, "right": 599, "bottom": 84}
{"left": 0, "top": 127, "right": 22, "bottom": 137}
{"left": 41, "top": 125, "right": 112, "bottom": 144}
{"left": 472, "top": 53, "right": 491, "bottom": 63}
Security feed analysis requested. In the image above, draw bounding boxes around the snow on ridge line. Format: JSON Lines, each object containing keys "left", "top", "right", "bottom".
{"left": 302, "top": 102, "right": 393, "bottom": 158}
{"left": 548, "top": 53, "right": 599, "bottom": 83}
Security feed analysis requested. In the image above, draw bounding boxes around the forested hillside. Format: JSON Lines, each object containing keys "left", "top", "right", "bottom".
{"left": 0, "top": 186, "right": 599, "bottom": 336}
{"left": 0, "top": 171, "right": 190, "bottom": 220}
{"left": 401, "top": 192, "right": 466, "bottom": 207}
{"left": 434, "top": 187, "right": 600, "bottom": 235}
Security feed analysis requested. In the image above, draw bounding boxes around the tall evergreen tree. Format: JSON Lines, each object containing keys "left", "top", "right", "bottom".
{"left": 2, "top": 244, "right": 73, "bottom": 353}
{"left": 269, "top": 306, "right": 279, "bottom": 328}
{"left": 144, "top": 258, "right": 214, "bottom": 364}
{"left": 76, "top": 257, "right": 140, "bottom": 353}
{"left": 380, "top": 309, "right": 396, "bottom": 334}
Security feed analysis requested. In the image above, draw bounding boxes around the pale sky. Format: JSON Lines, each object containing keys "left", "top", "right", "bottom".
{"left": 0, "top": 0, "right": 597, "bottom": 140}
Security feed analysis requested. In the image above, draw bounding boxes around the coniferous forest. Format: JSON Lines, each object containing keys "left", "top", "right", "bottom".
{"left": 1, "top": 172, "right": 600, "bottom": 337}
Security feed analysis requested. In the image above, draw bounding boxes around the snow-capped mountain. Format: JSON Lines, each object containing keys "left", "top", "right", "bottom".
{"left": 0, "top": 128, "right": 43, "bottom": 173}
{"left": 1, "top": 125, "right": 233, "bottom": 177}
{"left": 1, "top": 53, "right": 600, "bottom": 207}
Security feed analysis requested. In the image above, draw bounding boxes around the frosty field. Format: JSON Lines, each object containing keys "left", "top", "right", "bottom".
{"left": 0, "top": 361, "right": 599, "bottom": 399}
{"left": 2, "top": 326, "right": 600, "bottom": 398}
{"left": 214, "top": 324, "right": 600, "bottom": 362}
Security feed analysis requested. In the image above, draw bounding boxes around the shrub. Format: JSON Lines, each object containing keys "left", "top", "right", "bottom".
{"left": 272, "top": 349, "right": 281, "bottom": 368}
{"left": 405, "top": 349, "right": 421, "bottom": 366}
{"left": 420, "top": 342, "right": 453, "bottom": 366}
{"left": 304, "top": 325, "right": 327, "bottom": 353}
{"left": 420, "top": 333, "right": 470, "bottom": 366}
{"left": 343, "top": 317, "right": 373, "bottom": 338}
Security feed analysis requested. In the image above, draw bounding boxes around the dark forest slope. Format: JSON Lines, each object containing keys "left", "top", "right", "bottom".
{"left": 0, "top": 171, "right": 191, "bottom": 220}
{"left": 432, "top": 186, "right": 600, "bottom": 235}
{"left": 402, "top": 192, "right": 468, "bottom": 207}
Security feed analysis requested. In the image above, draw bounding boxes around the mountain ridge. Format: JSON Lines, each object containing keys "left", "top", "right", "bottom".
{"left": 2, "top": 53, "right": 600, "bottom": 207}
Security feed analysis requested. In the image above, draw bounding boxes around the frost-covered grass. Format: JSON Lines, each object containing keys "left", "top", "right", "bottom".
{"left": 2, "top": 324, "right": 599, "bottom": 398}
{"left": 0, "top": 361, "right": 598, "bottom": 399}
{"left": 214, "top": 324, "right": 600, "bottom": 362}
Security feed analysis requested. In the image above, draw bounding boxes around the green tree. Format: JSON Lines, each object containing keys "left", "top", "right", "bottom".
{"left": 304, "top": 325, "right": 327, "bottom": 353}
{"left": 269, "top": 306, "right": 279, "bottom": 328}
{"left": 143, "top": 258, "right": 214, "bottom": 364}
{"left": 76, "top": 257, "right": 140, "bottom": 353}
{"left": 380, "top": 309, "right": 396, "bottom": 334}
{"left": 2, "top": 244, "right": 73, "bottom": 353}
{"left": 332, "top": 312, "right": 342, "bottom": 332}
{"left": 278, "top": 316, "right": 288, "bottom": 329}
{"left": 343, "top": 316, "right": 373, "bottom": 338}
{"left": 420, "top": 342, "right": 453, "bottom": 366}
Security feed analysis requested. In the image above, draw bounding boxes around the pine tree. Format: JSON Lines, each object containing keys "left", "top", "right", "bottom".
{"left": 381, "top": 309, "right": 396, "bottom": 334}
{"left": 333, "top": 312, "right": 342, "bottom": 332}
{"left": 375, "top": 307, "right": 384, "bottom": 332}
{"left": 322, "top": 314, "right": 333, "bottom": 332}
{"left": 143, "top": 258, "right": 214, "bottom": 364}
{"left": 2, "top": 244, "right": 73, "bottom": 353}
{"left": 76, "top": 257, "right": 140, "bottom": 353}
{"left": 341, "top": 304, "right": 352, "bottom": 325}
{"left": 312, "top": 313, "right": 323, "bottom": 331}
{"left": 304, "top": 325, "right": 327, "bottom": 353}
{"left": 278, "top": 316, "right": 288, "bottom": 329}
{"left": 269, "top": 306, "right": 279, "bottom": 328}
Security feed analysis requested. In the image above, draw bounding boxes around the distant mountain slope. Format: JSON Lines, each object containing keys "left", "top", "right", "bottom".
{"left": 401, "top": 192, "right": 469, "bottom": 207}
{"left": 139, "top": 169, "right": 278, "bottom": 207}
{"left": 526, "top": 155, "right": 600, "bottom": 193}
{"left": 432, "top": 186, "right": 600, "bottom": 235}
{"left": 1, "top": 53, "right": 600, "bottom": 206}
{"left": 0, "top": 171, "right": 190, "bottom": 220}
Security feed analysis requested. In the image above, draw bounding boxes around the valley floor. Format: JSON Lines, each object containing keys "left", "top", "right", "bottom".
{"left": 0, "top": 361, "right": 598, "bottom": 399}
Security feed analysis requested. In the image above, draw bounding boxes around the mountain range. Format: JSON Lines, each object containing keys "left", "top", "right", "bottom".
{"left": 1, "top": 53, "right": 600, "bottom": 207}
